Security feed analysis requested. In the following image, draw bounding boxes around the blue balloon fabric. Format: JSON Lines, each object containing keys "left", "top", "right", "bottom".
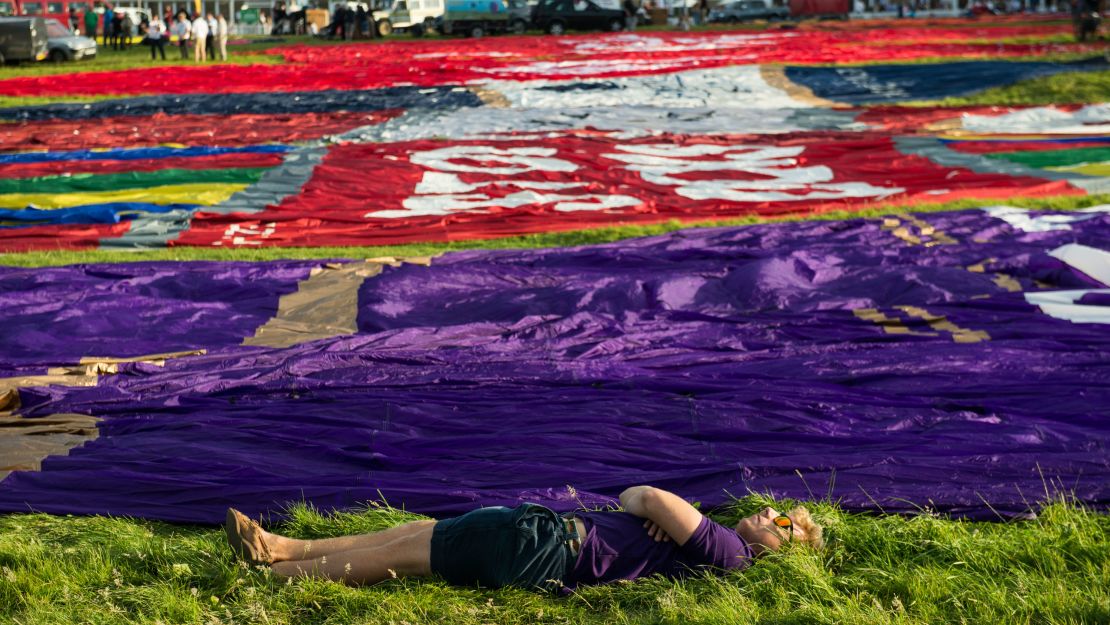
{"left": 785, "top": 58, "right": 1110, "bottom": 104}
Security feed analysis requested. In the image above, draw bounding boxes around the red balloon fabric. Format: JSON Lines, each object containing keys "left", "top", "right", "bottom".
{"left": 0, "top": 26, "right": 1098, "bottom": 97}
{"left": 174, "top": 132, "right": 1076, "bottom": 248}
{"left": 0, "top": 111, "right": 399, "bottom": 152}
{"left": 0, "top": 222, "right": 129, "bottom": 252}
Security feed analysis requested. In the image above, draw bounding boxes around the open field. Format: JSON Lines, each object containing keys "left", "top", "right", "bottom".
{"left": 1, "top": 15, "right": 1108, "bottom": 625}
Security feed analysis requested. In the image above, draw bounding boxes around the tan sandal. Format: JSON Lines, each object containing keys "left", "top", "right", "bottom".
{"left": 224, "top": 508, "right": 273, "bottom": 566}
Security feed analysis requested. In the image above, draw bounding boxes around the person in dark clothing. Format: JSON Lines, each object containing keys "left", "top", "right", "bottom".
{"left": 226, "top": 485, "right": 823, "bottom": 591}
{"left": 272, "top": 0, "right": 287, "bottom": 34}
{"left": 1072, "top": 0, "right": 1102, "bottom": 41}
{"left": 102, "top": 5, "right": 114, "bottom": 46}
{"left": 623, "top": 0, "right": 637, "bottom": 30}
{"left": 344, "top": 2, "right": 356, "bottom": 40}
{"left": 117, "top": 12, "right": 131, "bottom": 50}
{"left": 328, "top": 4, "right": 346, "bottom": 38}
{"left": 356, "top": 4, "right": 369, "bottom": 38}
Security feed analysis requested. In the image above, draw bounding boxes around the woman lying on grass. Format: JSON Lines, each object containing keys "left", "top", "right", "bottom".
{"left": 225, "top": 485, "right": 823, "bottom": 592}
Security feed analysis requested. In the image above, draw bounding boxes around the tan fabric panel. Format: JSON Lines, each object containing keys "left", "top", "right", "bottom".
{"left": 243, "top": 258, "right": 433, "bottom": 349}
{"left": 0, "top": 413, "right": 101, "bottom": 481}
{"left": 0, "top": 374, "right": 99, "bottom": 393}
{"left": 759, "top": 65, "right": 844, "bottom": 109}
{"left": 0, "top": 350, "right": 207, "bottom": 481}
{"left": 76, "top": 348, "right": 207, "bottom": 367}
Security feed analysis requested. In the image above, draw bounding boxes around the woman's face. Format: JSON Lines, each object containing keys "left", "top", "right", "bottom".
{"left": 734, "top": 506, "right": 794, "bottom": 556}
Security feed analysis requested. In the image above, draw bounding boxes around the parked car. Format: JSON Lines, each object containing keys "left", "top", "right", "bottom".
{"left": 45, "top": 16, "right": 93, "bottom": 61}
{"left": 709, "top": 0, "right": 788, "bottom": 22}
{"left": 531, "top": 0, "right": 624, "bottom": 35}
{"left": 0, "top": 15, "right": 47, "bottom": 63}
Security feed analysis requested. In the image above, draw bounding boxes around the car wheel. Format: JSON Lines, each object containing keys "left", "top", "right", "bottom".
{"left": 376, "top": 19, "right": 392, "bottom": 36}
{"left": 509, "top": 18, "right": 526, "bottom": 34}
{"left": 469, "top": 24, "right": 484, "bottom": 38}
{"left": 607, "top": 17, "right": 622, "bottom": 31}
{"left": 49, "top": 49, "right": 69, "bottom": 63}
{"left": 547, "top": 20, "right": 565, "bottom": 35}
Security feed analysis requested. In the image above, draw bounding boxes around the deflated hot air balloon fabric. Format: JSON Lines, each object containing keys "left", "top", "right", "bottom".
{"left": 1, "top": 20, "right": 1108, "bottom": 250}
{"left": 0, "top": 207, "right": 1107, "bottom": 522}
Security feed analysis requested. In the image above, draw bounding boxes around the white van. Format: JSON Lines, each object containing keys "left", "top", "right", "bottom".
{"left": 373, "top": 0, "right": 444, "bottom": 36}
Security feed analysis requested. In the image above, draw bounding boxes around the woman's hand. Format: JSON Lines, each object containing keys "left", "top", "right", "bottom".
{"left": 643, "top": 519, "right": 672, "bottom": 542}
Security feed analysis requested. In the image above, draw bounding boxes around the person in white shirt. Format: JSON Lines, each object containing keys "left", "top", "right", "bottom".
{"left": 147, "top": 16, "right": 166, "bottom": 59}
{"left": 215, "top": 13, "right": 229, "bottom": 61}
{"left": 191, "top": 13, "right": 209, "bottom": 62}
{"left": 172, "top": 12, "right": 191, "bottom": 59}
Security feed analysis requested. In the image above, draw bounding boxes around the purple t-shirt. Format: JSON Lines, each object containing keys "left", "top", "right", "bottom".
{"left": 563, "top": 511, "right": 753, "bottom": 590}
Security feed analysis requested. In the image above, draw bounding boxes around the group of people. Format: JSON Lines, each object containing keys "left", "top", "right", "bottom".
{"left": 163, "top": 10, "right": 231, "bottom": 62}
{"left": 77, "top": 4, "right": 230, "bottom": 62}
{"left": 81, "top": 4, "right": 133, "bottom": 50}
{"left": 324, "top": 2, "right": 375, "bottom": 40}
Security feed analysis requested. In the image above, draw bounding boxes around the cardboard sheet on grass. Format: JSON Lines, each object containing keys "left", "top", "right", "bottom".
{"left": 0, "top": 208, "right": 1107, "bottom": 522}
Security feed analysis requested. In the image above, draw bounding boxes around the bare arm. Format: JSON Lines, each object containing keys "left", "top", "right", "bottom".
{"left": 618, "top": 486, "right": 704, "bottom": 546}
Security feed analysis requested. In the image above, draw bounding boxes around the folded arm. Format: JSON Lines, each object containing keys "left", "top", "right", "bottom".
{"left": 619, "top": 485, "right": 704, "bottom": 546}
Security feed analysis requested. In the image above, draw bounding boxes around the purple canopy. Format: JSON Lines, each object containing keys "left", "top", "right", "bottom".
{"left": 1, "top": 208, "right": 1107, "bottom": 523}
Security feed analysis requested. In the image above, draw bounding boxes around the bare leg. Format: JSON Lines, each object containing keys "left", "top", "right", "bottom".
{"left": 263, "top": 519, "right": 436, "bottom": 562}
{"left": 270, "top": 523, "right": 434, "bottom": 585}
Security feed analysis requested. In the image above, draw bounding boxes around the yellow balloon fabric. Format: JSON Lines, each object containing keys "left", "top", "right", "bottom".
{"left": 0, "top": 183, "right": 249, "bottom": 209}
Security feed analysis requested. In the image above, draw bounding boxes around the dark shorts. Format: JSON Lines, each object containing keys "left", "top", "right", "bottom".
{"left": 430, "top": 503, "right": 573, "bottom": 592}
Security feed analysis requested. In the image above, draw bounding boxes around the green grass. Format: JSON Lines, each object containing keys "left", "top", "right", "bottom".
{"left": 2, "top": 193, "right": 1106, "bottom": 268}
{"left": 1, "top": 494, "right": 1106, "bottom": 624}
{"left": 0, "top": 40, "right": 283, "bottom": 80}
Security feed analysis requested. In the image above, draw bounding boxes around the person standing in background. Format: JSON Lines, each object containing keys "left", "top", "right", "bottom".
{"left": 173, "top": 11, "right": 191, "bottom": 59}
{"left": 117, "top": 11, "right": 132, "bottom": 50}
{"left": 205, "top": 13, "right": 216, "bottom": 60}
{"left": 102, "top": 4, "right": 114, "bottom": 46}
{"left": 191, "top": 11, "right": 208, "bottom": 62}
{"left": 83, "top": 4, "right": 98, "bottom": 38}
{"left": 148, "top": 14, "right": 166, "bottom": 60}
{"left": 623, "top": 0, "right": 637, "bottom": 30}
{"left": 215, "top": 13, "right": 229, "bottom": 61}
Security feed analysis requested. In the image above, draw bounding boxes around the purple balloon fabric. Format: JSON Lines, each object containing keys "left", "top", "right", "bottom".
{"left": 0, "top": 208, "right": 1108, "bottom": 523}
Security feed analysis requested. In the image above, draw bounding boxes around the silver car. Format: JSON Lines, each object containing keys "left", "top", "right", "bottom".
{"left": 45, "top": 17, "right": 96, "bottom": 62}
{"left": 709, "top": 0, "right": 788, "bottom": 22}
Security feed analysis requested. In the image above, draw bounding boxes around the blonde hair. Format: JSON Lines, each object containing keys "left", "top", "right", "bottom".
{"left": 787, "top": 506, "right": 825, "bottom": 550}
